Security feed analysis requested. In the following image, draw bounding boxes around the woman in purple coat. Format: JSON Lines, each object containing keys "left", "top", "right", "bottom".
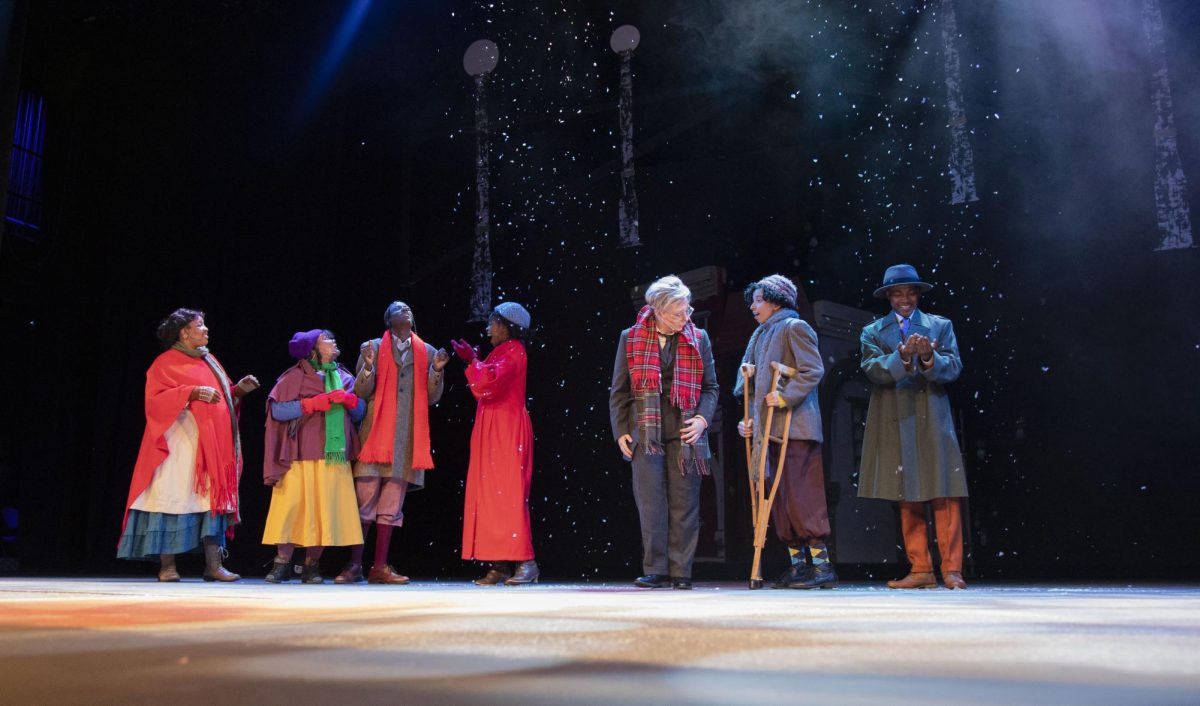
{"left": 261, "top": 329, "right": 366, "bottom": 583}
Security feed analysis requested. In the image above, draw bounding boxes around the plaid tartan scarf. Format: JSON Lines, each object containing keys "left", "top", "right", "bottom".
{"left": 625, "top": 305, "right": 710, "bottom": 475}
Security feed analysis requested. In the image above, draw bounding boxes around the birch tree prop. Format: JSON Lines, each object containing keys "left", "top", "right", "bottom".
{"left": 464, "top": 39, "right": 501, "bottom": 320}
{"left": 611, "top": 25, "right": 642, "bottom": 248}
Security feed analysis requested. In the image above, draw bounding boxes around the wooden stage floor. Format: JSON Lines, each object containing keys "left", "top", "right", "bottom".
{"left": 2, "top": 578, "right": 1198, "bottom": 705}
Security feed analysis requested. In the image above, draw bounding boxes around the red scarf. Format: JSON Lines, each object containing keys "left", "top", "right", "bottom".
{"left": 358, "top": 330, "right": 434, "bottom": 469}
{"left": 626, "top": 305, "right": 703, "bottom": 410}
{"left": 122, "top": 349, "right": 241, "bottom": 536}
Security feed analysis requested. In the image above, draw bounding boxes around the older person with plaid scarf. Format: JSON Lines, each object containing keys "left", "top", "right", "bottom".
{"left": 609, "top": 275, "right": 718, "bottom": 590}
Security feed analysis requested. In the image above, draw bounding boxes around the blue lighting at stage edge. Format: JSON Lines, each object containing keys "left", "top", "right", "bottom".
{"left": 6, "top": 92, "right": 46, "bottom": 238}
{"left": 299, "top": 0, "right": 372, "bottom": 117}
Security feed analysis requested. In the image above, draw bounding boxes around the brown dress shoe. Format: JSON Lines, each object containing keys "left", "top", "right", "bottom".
{"left": 157, "top": 567, "right": 181, "bottom": 582}
{"left": 367, "top": 564, "right": 410, "bottom": 585}
{"left": 334, "top": 562, "right": 365, "bottom": 584}
{"left": 474, "top": 562, "right": 513, "bottom": 585}
{"left": 886, "top": 571, "right": 937, "bottom": 589}
{"left": 943, "top": 571, "right": 968, "bottom": 590}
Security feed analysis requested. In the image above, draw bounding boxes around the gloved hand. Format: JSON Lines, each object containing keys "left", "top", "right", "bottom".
{"left": 339, "top": 392, "right": 359, "bottom": 409}
{"left": 451, "top": 338, "right": 477, "bottom": 363}
{"left": 328, "top": 389, "right": 347, "bottom": 404}
{"left": 301, "top": 393, "right": 334, "bottom": 415}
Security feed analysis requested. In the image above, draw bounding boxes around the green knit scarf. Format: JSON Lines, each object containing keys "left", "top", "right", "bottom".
{"left": 314, "top": 360, "right": 347, "bottom": 464}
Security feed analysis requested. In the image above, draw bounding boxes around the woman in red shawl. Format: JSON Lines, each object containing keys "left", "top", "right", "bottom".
{"left": 450, "top": 302, "right": 538, "bottom": 585}
{"left": 117, "top": 308, "right": 259, "bottom": 581}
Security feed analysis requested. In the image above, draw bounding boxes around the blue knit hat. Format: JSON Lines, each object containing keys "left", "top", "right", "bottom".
{"left": 492, "top": 302, "right": 531, "bottom": 329}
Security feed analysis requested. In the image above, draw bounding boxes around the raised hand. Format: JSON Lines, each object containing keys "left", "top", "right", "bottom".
{"left": 898, "top": 333, "right": 920, "bottom": 364}
{"left": 433, "top": 348, "right": 450, "bottom": 371}
{"left": 451, "top": 338, "right": 477, "bottom": 363}
{"left": 234, "top": 375, "right": 260, "bottom": 398}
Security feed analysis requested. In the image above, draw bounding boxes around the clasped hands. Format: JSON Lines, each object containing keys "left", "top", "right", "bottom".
{"left": 300, "top": 389, "right": 360, "bottom": 415}
{"left": 899, "top": 334, "right": 938, "bottom": 366}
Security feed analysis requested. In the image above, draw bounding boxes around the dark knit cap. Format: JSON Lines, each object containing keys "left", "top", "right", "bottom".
{"left": 748, "top": 274, "right": 798, "bottom": 309}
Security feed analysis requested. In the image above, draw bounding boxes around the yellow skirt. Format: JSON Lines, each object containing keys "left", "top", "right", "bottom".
{"left": 262, "top": 459, "right": 364, "bottom": 547}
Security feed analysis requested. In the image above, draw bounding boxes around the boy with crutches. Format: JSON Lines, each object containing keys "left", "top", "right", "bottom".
{"left": 733, "top": 275, "right": 836, "bottom": 589}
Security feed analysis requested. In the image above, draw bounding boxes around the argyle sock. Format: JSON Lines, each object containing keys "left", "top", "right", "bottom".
{"left": 808, "top": 542, "right": 830, "bottom": 567}
{"left": 788, "top": 547, "right": 804, "bottom": 566}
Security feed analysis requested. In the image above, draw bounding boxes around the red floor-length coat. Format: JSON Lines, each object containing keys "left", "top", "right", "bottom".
{"left": 462, "top": 339, "right": 535, "bottom": 561}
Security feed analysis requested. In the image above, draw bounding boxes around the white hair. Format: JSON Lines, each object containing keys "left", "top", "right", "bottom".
{"left": 644, "top": 275, "right": 691, "bottom": 311}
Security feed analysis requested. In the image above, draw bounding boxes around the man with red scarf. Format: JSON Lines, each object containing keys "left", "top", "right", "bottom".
{"left": 342, "top": 301, "right": 448, "bottom": 584}
{"left": 609, "top": 275, "right": 719, "bottom": 590}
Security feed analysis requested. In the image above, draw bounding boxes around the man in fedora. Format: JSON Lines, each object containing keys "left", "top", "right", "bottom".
{"left": 858, "top": 264, "right": 969, "bottom": 589}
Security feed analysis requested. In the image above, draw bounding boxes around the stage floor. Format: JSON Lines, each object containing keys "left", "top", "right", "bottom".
{"left": 2, "top": 579, "right": 1198, "bottom": 705}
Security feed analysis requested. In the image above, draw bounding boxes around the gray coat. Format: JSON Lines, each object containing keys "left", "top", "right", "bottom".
{"left": 609, "top": 327, "right": 719, "bottom": 450}
{"left": 733, "top": 310, "right": 824, "bottom": 442}
{"left": 732, "top": 310, "right": 824, "bottom": 478}
{"left": 354, "top": 336, "right": 444, "bottom": 487}
{"left": 857, "top": 309, "right": 968, "bottom": 502}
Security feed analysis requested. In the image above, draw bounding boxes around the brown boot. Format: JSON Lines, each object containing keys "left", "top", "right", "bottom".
{"left": 886, "top": 571, "right": 937, "bottom": 589}
{"left": 202, "top": 539, "right": 241, "bottom": 582}
{"left": 942, "top": 571, "right": 968, "bottom": 590}
{"left": 504, "top": 560, "right": 539, "bottom": 585}
{"left": 474, "top": 562, "right": 513, "bottom": 585}
{"left": 158, "top": 554, "right": 180, "bottom": 582}
{"left": 367, "top": 564, "right": 410, "bottom": 584}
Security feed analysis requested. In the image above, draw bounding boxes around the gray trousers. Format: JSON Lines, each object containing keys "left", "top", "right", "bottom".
{"left": 631, "top": 407, "right": 702, "bottom": 578}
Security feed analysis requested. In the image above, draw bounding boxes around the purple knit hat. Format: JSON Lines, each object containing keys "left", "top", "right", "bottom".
{"left": 288, "top": 329, "right": 323, "bottom": 359}
{"left": 752, "top": 274, "right": 798, "bottom": 309}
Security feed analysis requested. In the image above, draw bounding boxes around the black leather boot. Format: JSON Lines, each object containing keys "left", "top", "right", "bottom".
{"left": 300, "top": 560, "right": 324, "bottom": 584}
{"left": 265, "top": 557, "right": 291, "bottom": 583}
{"left": 504, "top": 560, "right": 539, "bottom": 585}
{"left": 788, "top": 562, "right": 838, "bottom": 589}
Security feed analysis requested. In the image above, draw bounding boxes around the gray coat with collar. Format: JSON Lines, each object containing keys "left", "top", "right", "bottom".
{"left": 732, "top": 309, "right": 824, "bottom": 478}
{"left": 857, "top": 308, "right": 968, "bottom": 502}
{"left": 353, "top": 336, "right": 444, "bottom": 487}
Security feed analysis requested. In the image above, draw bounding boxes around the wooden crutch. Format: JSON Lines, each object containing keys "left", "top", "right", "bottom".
{"left": 739, "top": 363, "right": 757, "bottom": 525}
{"left": 748, "top": 361, "right": 797, "bottom": 589}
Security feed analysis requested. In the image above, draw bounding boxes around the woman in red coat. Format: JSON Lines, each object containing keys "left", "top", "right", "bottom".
{"left": 451, "top": 302, "right": 537, "bottom": 585}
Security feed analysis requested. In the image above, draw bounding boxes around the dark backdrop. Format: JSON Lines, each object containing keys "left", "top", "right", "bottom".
{"left": 2, "top": 0, "right": 1198, "bottom": 581}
